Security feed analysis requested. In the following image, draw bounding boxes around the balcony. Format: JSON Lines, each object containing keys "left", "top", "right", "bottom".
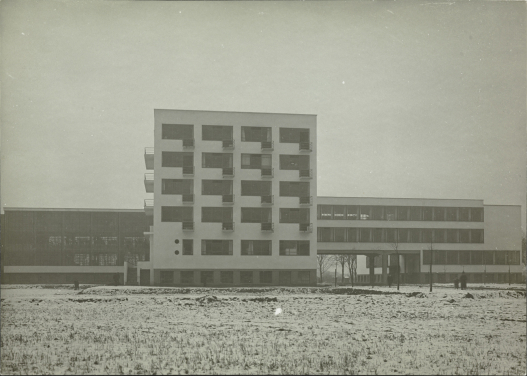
{"left": 261, "top": 222, "right": 274, "bottom": 232}
{"left": 261, "top": 195, "right": 274, "bottom": 205}
{"left": 222, "top": 139, "right": 235, "bottom": 149}
{"left": 299, "top": 223, "right": 313, "bottom": 233}
{"left": 222, "top": 222, "right": 234, "bottom": 231}
{"left": 299, "top": 196, "right": 312, "bottom": 206}
{"left": 144, "top": 199, "right": 153, "bottom": 216}
{"left": 182, "top": 222, "right": 194, "bottom": 231}
{"left": 182, "top": 194, "right": 194, "bottom": 204}
{"left": 299, "top": 142, "right": 312, "bottom": 152}
{"left": 222, "top": 194, "right": 234, "bottom": 204}
{"left": 144, "top": 173, "right": 154, "bottom": 193}
{"left": 261, "top": 141, "right": 274, "bottom": 151}
{"left": 182, "top": 166, "right": 194, "bottom": 176}
{"left": 299, "top": 169, "right": 312, "bottom": 179}
{"left": 144, "top": 147, "right": 154, "bottom": 170}
{"left": 261, "top": 168, "right": 274, "bottom": 178}
{"left": 222, "top": 167, "right": 235, "bottom": 177}
{"left": 183, "top": 138, "right": 195, "bottom": 149}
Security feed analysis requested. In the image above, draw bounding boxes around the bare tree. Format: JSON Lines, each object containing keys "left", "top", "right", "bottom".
{"left": 317, "top": 254, "right": 332, "bottom": 283}
{"left": 332, "top": 254, "right": 347, "bottom": 284}
{"left": 345, "top": 254, "right": 357, "bottom": 287}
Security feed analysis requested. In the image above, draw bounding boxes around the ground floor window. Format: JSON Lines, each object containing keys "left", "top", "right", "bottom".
{"left": 259, "top": 271, "right": 272, "bottom": 284}
{"left": 180, "top": 271, "right": 194, "bottom": 284}
{"left": 160, "top": 271, "right": 173, "bottom": 284}
{"left": 279, "top": 271, "right": 291, "bottom": 285}
{"left": 201, "top": 271, "right": 213, "bottom": 285}
{"left": 297, "top": 271, "right": 310, "bottom": 284}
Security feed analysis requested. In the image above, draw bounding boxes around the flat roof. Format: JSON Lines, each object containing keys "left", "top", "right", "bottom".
{"left": 153, "top": 109, "right": 317, "bottom": 116}
{"left": 3, "top": 207, "right": 144, "bottom": 213}
{"left": 317, "top": 196, "right": 484, "bottom": 202}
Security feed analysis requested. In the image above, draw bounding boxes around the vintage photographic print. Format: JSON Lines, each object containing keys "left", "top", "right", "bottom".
{"left": 1, "top": 1, "right": 525, "bottom": 374}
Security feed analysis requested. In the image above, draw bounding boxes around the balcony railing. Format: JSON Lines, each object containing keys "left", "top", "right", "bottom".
{"left": 222, "top": 194, "right": 234, "bottom": 204}
{"left": 182, "top": 194, "right": 194, "bottom": 203}
{"left": 144, "top": 147, "right": 154, "bottom": 170}
{"left": 183, "top": 139, "right": 195, "bottom": 148}
{"left": 144, "top": 173, "right": 154, "bottom": 193}
{"left": 261, "top": 168, "right": 273, "bottom": 178}
{"left": 299, "top": 142, "right": 312, "bottom": 151}
{"left": 222, "top": 222, "right": 234, "bottom": 231}
{"left": 182, "top": 222, "right": 194, "bottom": 231}
{"left": 222, "top": 167, "right": 235, "bottom": 177}
{"left": 261, "top": 141, "right": 274, "bottom": 151}
{"left": 261, "top": 195, "right": 274, "bottom": 205}
{"left": 261, "top": 222, "right": 274, "bottom": 232}
{"left": 299, "top": 196, "right": 313, "bottom": 205}
{"left": 182, "top": 166, "right": 194, "bottom": 176}
{"left": 299, "top": 169, "right": 312, "bottom": 179}
{"left": 144, "top": 199, "right": 153, "bottom": 216}
{"left": 299, "top": 223, "right": 313, "bottom": 233}
{"left": 222, "top": 139, "right": 235, "bottom": 149}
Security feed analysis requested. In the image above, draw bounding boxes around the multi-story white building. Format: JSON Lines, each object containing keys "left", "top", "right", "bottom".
{"left": 141, "top": 109, "right": 318, "bottom": 286}
{"left": 317, "top": 197, "right": 524, "bottom": 285}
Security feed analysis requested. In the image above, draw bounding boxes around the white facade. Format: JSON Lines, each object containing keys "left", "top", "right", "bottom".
{"left": 143, "top": 109, "right": 317, "bottom": 286}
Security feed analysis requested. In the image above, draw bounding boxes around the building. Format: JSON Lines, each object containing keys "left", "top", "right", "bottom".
{"left": 140, "top": 109, "right": 318, "bottom": 286}
{"left": 1, "top": 208, "right": 151, "bottom": 284}
{"left": 317, "top": 197, "right": 523, "bottom": 285}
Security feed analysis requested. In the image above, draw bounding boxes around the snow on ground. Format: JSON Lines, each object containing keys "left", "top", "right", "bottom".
{"left": 1, "top": 284, "right": 525, "bottom": 375}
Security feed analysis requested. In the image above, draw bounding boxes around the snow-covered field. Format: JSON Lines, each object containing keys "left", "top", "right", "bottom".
{"left": 1, "top": 284, "right": 525, "bottom": 375}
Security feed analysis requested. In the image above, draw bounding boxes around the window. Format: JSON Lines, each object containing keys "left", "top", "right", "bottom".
{"left": 385, "top": 228, "right": 397, "bottom": 243}
{"left": 482, "top": 251, "right": 494, "bottom": 265}
{"left": 241, "top": 240, "right": 272, "bottom": 255}
{"left": 446, "top": 229, "right": 458, "bottom": 243}
{"left": 202, "top": 180, "right": 233, "bottom": 195}
{"left": 422, "top": 207, "right": 433, "bottom": 221}
{"left": 318, "top": 205, "right": 333, "bottom": 219}
{"left": 162, "top": 124, "right": 193, "bottom": 140}
{"left": 201, "top": 240, "right": 233, "bottom": 255}
{"left": 201, "top": 271, "right": 213, "bottom": 285}
{"left": 162, "top": 152, "right": 194, "bottom": 167}
{"left": 241, "top": 208, "right": 272, "bottom": 223}
{"left": 433, "top": 229, "right": 446, "bottom": 243}
{"left": 318, "top": 227, "right": 332, "bottom": 242}
{"left": 201, "top": 207, "right": 233, "bottom": 223}
{"left": 280, "top": 182, "right": 310, "bottom": 197}
{"left": 359, "top": 228, "right": 372, "bottom": 242}
{"left": 396, "top": 207, "right": 410, "bottom": 221}
{"left": 408, "top": 229, "right": 421, "bottom": 243}
{"left": 347, "top": 228, "right": 358, "bottom": 242}
{"left": 279, "top": 271, "right": 291, "bottom": 284}
{"left": 220, "top": 271, "right": 233, "bottom": 284}
{"left": 297, "top": 271, "right": 310, "bottom": 284}
{"left": 471, "top": 251, "right": 482, "bottom": 265}
{"left": 346, "top": 206, "right": 358, "bottom": 220}
{"left": 360, "top": 206, "right": 371, "bottom": 220}
{"left": 161, "top": 207, "right": 193, "bottom": 222}
{"left": 240, "top": 271, "right": 253, "bottom": 284}
{"left": 182, "top": 239, "right": 193, "bottom": 255}
{"left": 459, "top": 229, "right": 470, "bottom": 243}
{"left": 202, "top": 153, "right": 233, "bottom": 168}
{"left": 162, "top": 179, "right": 193, "bottom": 195}
{"left": 446, "top": 208, "right": 457, "bottom": 221}
{"left": 459, "top": 251, "right": 470, "bottom": 265}
{"left": 470, "top": 229, "right": 484, "bottom": 243}
{"left": 373, "top": 228, "right": 384, "bottom": 242}
{"left": 458, "top": 208, "right": 470, "bottom": 221}
{"left": 180, "top": 271, "right": 194, "bottom": 284}
{"left": 241, "top": 126, "right": 271, "bottom": 142}
{"left": 334, "top": 228, "right": 347, "bottom": 242}
{"left": 409, "top": 207, "right": 421, "bottom": 221}
{"left": 241, "top": 180, "right": 272, "bottom": 196}
{"left": 279, "top": 128, "right": 309, "bottom": 143}
{"left": 433, "top": 207, "right": 445, "bottom": 221}
{"left": 241, "top": 154, "right": 272, "bottom": 169}
{"left": 202, "top": 125, "right": 233, "bottom": 141}
{"left": 446, "top": 251, "right": 458, "bottom": 265}
{"left": 333, "top": 206, "right": 345, "bottom": 220}
{"left": 260, "top": 271, "right": 273, "bottom": 284}
{"left": 160, "top": 271, "right": 174, "bottom": 284}
{"left": 385, "top": 207, "right": 396, "bottom": 221}
{"left": 279, "top": 155, "right": 310, "bottom": 170}
{"left": 280, "top": 208, "right": 310, "bottom": 223}
{"left": 279, "top": 241, "right": 310, "bottom": 256}
{"left": 421, "top": 229, "right": 433, "bottom": 243}
{"left": 434, "top": 250, "right": 446, "bottom": 265}
{"left": 371, "top": 206, "right": 384, "bottom": 220}
{"left": 470, "top": 208, "right": 484, "bottom": 222}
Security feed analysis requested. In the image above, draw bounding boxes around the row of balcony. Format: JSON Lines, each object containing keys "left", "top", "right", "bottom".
{"left": 143, "top": 196, "right": 312, "bottom": 209}
{"left": 176, "top": 222, "right": 313, "bottom": 233}
{"left": 153, "top": 140, "right": 312, "bottom": 152}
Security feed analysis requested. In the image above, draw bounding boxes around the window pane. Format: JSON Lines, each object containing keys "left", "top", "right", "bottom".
{"left": 446, "top": 251, "right": 458, "bottom": 265}
{"left": 385, "top": 229, "right": 397, "bottom": 243}
{"left": 241, "top": 180, "right": 271, "bottom": 196}
{"left": 446, "top": 208, "right": 457, "bottom": 221}
{"left": 385, "top": 207, "right": 396, "bottom": 221}
{"left": 446, "top": 229, "right": 458, "bottom": 243}
{"left": 470, "top": 208, "right": 484, "bottom": 222}
{"left": 347, "top": 228, "right": 358, "bottom": 242}
{"left": 471, "top": 229, "right": 484, "bottom": 243}
{"left": 421, "top": 229, "right": 432, "bottom": 243}
{"left": 279, "top": 155, "right": 309, "bottom": 170}
{"left": 433, "top": 207, "right": 445, "bottom": 221}
{"left": 279, "top": 128, "right": 309, "bottom": 143}
{"left": 202, "top": 125, "right": 232, "bottom": 141}
{"left": 396, "top": 207, "right": 409, "bottom": 221}
{"left": 201, "top": 240, "right": 232, "bottom": 255}
{"left": 162, "top": 124, "right": 193, "bottom": 140}
{"left": 482, "top": 251, "right": 494, "bottom": 265}
{"left": 371, "top": 206, "right": 384, "bottom": 220}
{"left": 241, "top": 126, "right": 271, "bottom": 142}
{"left": 373, "top": 228, "right": 383, "bottom": 242}
{"left": 333, "top": 206, "right": 345, "bottom": 220}
{"left": 359, "top": 228, "right": 372, "bottom": 242}
{"left": 318, "top": 205, "right": 333, "bottom": 220}
{"left": 162, "top": 179, "right": 193, "bottom": 195}
{"left": 346, "top": 206, "right": 358, "bottom": 220}
{"left": 408, "top": 229, "right": 420, "bottom": 243}
{"left": 202, "top": 207, "right": 233, "bottom": 223}
{"left": 459, "top": 251, "right": 470, "bottom": 265}
{"left": 279, "top": 208, "right": 309, "bottom": 223}
{"left": 162, "top": 152, "right": 193, "bottom": 167}
{"left": 409, "top": 207, "right": 421, "bottom": 221}
{"left": 183, "top": 239, "right": 193, "bottom": 255}
{"left": 398, "top": 229, "right": 409, "bottom": 243}
{"left": 161, "top": 206, "right": 193, "bottom": 222}
{"left": 241, "top": 208, "right": 272, "bottom": 223}
{"left": 202, "top": 180, "right": 232, "bottom": 195}
{"left": 334, "top": 228, "right": 346, "bottom": 242}
{"left": 360, "top": 206, "right": 371, "bottom": 220}
{"left": 202, "top": 153, "right": 232, "bottom": 168}
{"left": 471, "top": 251, "right": 482, "bottom": 265}
{"left": 458, "top": 208, "right": 470, "bottom": 221}
{"left": 433, "top": 229, "right": 446, "bottom": 243}
{"left": 459, "top": 229, "right": 470, "bottom": 243}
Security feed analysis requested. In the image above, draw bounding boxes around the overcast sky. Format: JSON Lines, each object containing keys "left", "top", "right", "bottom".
{"left": 1, "top": 0, "right": 525, "bottom": 230}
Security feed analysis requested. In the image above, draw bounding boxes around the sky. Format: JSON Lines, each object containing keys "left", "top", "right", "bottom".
{"left": 1, "top": 0, "right": 526, "bottom": 231}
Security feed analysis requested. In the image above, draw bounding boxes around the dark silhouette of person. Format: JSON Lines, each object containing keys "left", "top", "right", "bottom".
{"left": 460, "top": 272, "right": 467, "bottom": 290}
{"left": 387, "top": 274, "right": 393, "bottom": 288}
{"left": 74, "top": 280, "right": 79, "bottom": 290}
